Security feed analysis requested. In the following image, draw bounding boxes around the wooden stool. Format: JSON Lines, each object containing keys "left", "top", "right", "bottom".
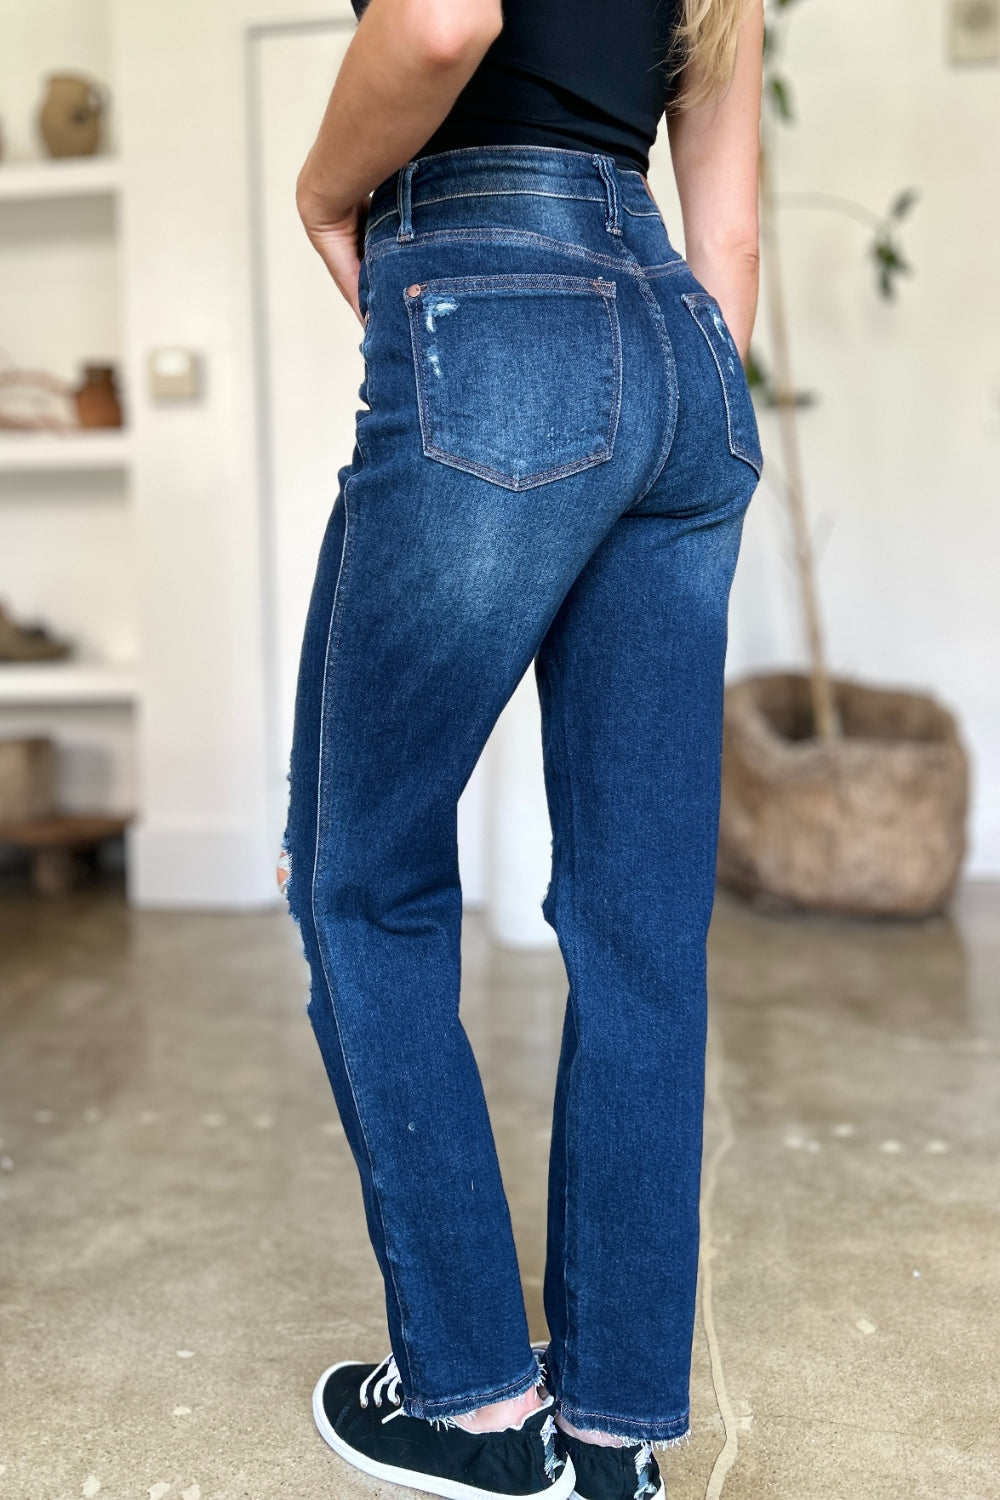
{"left": 0, "top": 813, "right": 130, "bottom": 896}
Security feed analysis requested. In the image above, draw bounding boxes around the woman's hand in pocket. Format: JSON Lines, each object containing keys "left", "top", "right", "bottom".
{"left": 296, "top": 167, "right": 370, "bottom": 327}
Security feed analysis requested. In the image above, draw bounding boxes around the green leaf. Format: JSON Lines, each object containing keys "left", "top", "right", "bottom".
{"left": 870, "top": 236, "right": 913, "bottom": 299}
{"left": 744, "top": 348, "right": 769, "bottom": 391}
{"left": 768, "top": 74, "right": 795, "bottom": 122}
{"left": 745, "top": 347, "right": 818, "bottom": 408}
{"left": 873, "top": 241, "right": 911, "bottom": 274}
{"left": 889, "top": 188, "right": 919, "bottom": 221}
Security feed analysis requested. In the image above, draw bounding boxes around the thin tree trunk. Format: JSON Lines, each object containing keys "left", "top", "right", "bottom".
{"left": 759, "top": 131, "right": 841, "bottom": 742}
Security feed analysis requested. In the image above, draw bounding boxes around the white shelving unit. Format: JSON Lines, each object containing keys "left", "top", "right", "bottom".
{"left": 0, "top": 430, "right": 132, "bottom": 472}
{"left": 0, "top": 159, "right": 131, "bottom": 477}
{"left": 0, "top": 76, "right": 137, "bottom": 823}
{"left": 0, "top": 660, "right": 139, "bottom": 707}
{"left": 0, "top": 154, "right": 121, "bottom": 202}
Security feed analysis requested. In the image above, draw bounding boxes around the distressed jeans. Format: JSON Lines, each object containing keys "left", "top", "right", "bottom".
{"left": 281, "top": 145, "right": 762, "bottom": 1444}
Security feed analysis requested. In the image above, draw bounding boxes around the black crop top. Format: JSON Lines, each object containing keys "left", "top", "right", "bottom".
{"left": 349, "top": 0, "right": 684, "bottom": 175}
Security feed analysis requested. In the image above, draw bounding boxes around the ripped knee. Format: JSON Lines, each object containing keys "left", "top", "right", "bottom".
{"left": 276, "top": 846, "right": 291, "bottom": 900}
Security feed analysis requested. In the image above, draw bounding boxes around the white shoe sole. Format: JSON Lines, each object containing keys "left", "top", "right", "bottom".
{"left": 312, "top": 1362, "right": 578, "bottom": 1500}
{"left": 570, "top": 1487, "right": 664, "bottom": 1500}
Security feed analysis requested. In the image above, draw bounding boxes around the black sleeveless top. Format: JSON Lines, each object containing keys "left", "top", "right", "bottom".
{"left": 349, "top": 0, "right": 684, "bottom": 175}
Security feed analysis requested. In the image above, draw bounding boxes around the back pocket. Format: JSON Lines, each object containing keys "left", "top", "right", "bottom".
{"left": 681, "top": 291, "right": 762, "bottom": 477}
{"left": 404, "top": 274, "right": 622, "bottom": 491}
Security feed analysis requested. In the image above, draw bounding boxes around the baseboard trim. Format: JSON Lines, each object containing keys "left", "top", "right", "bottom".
{"left": 126, "top": 820, "right": 281, "bottom": 909}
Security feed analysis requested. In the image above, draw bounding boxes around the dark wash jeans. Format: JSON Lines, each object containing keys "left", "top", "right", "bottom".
{"left": 282, "top": 145, "right": 762, "bottom": 1444}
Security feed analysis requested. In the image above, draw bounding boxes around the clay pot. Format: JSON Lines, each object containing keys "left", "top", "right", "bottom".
{"left": 717, "top": 673, "right": 969, "bottom": 918}
{"left": 74, "top": 365, "right": 122, "bottom": 429}
{"left": 38, "top": 74, "right": 104, "bottom": 159}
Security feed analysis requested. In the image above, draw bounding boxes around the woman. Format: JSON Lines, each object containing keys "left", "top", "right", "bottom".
{"left": 280, "top": 1, "right": 764, "bottom": 1497}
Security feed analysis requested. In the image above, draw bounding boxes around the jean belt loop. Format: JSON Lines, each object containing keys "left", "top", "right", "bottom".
{"left": 396, "top": 161, "right": 416, "bottom": 243}
{"left": 593, "top": 152, "right": 621, "bottom": 238}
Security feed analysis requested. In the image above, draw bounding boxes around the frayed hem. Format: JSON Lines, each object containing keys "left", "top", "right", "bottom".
{"left": 554, "top": 1401, "right": 691, "bottom": 1448}
{"left": 400, "top": 1359, "right": 544, "bottom": 1423}
{"left": 558, "top": 1423, "right": 692, "bottom": 1452}
{"left": 651, "top": 1428, "right": 691, "bottom": 1452}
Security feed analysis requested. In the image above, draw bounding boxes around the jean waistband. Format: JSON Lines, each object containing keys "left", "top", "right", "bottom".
{"left": 365, "top": 144, "right": 653, "bottom": 249}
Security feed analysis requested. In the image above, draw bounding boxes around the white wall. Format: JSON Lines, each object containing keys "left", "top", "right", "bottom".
{"left": 648, "top": 0, "right": 1000, "bottom": 874}
{"left": 111, "top": 0, "right": 998, "bottom": 910}
{"left": 113, "top": 0, "right": 347, "bottom": 905}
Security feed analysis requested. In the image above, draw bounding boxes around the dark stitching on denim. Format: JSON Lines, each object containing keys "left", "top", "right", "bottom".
{"left": 366, "top": 142, "right": 647, "bottom": 232}
{"left": 396, "top": 161, "right": 415, "bottom": 242}
{"left": 552, "top": 643, "right": 582, "bottom": 1419}
{"left": 622, "top": 261, "right": 680, "bottom": 510}
{"left": 369, "top": 197, "right": 662, "bottom": 238}
{"left": 682, "top": 292, "right": 763, "bottom": 477}
{"left": 404, "top": 275, "right": 622, "bottom": 490}
{"left": 407, "top": 273, "right": 618, "bottom": 296}
{"left": 403, "top": 1358, "right": 543, "bottom": 1421}
{"left": 366, "top": 226, "right": 682, "bottom": 276}
{"left": 605, "top": 281, "right": 624, "bottom": 456}
{"left": 555, "top": 1398, "right": 692, "bottom": 1445}
{"left": 418, "top": 445, "right": 612, "bottom": 492}
{"left": 644, "top": 261, "right": 689, "bottom": 278}
{"left": 404, "top": 141, "right": 649, "bottom": 169}
{"left": 592, "top": 153, "right": 621, "bottom": 236}
{"left": 307, "top": 387, "right": 416, "bottom": 1396}
{"left": 405, "top": 288, "right": 435, "bottom": 469}
{"left": 409, "top": 188, "right": 606, "bottom": 209}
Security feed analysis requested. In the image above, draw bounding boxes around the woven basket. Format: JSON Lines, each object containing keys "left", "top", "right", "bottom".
{"left": 718, "top": 674, "right": 968, "bottom": 918}
{"left": 0, "top": 737, "right": 57, "bottom": 821}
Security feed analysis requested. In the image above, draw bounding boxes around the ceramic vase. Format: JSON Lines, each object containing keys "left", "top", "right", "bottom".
{"left": 38, "top": 74, "right": 104, "bottom": 158}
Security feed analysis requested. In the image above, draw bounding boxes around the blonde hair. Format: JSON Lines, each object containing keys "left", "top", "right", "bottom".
{"left": 671, "top": 0, "right": 751, "bottom": 111}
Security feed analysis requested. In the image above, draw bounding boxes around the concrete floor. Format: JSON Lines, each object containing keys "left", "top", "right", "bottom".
{"left": 0, "top": 878, "right": 998, "bottom": 1500}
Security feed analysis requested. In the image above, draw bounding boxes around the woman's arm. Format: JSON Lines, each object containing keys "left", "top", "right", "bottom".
{"left": 296, "top": 0, "right": 503, "bottom": 321}
{"left": 666, "top": 0, "right": 764, "bottom": 361}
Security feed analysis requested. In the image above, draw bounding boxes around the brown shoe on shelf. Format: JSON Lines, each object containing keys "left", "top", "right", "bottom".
{"left": 0, "top": 601, "right": 73, "bottom": 662}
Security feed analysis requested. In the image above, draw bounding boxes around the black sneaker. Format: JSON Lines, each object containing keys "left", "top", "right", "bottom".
{"left": 529, "top": 1345, "right": 664, "bottom": 1500}
{"left": 557, "top": 1431, "right": 663, "bottom": 1500}
{"left": 312, "top": 1354, "right": 577, "bottom": 1500}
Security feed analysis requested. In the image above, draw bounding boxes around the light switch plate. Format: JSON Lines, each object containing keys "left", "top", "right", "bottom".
{"left": 983, "top": 372, "right": 1000, "bottom": 435}
{"left": 950, "top": 0, "right": 1000, "bottom": 64}
{"left": 148, "top": 347, "right": 203, "bottom": 401}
